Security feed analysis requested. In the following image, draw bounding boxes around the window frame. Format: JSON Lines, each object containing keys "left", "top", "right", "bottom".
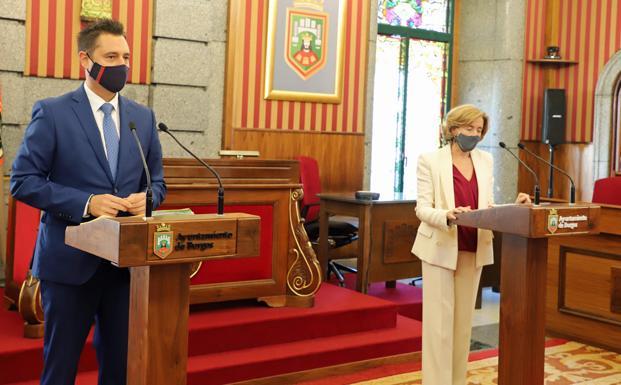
{"left": 375, "top": 0, "right": 456, "bottom": 192}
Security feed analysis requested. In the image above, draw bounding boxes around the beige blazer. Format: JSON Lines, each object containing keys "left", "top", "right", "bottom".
{"left": 411, "top": 145, "right": 495, "bottom": 270}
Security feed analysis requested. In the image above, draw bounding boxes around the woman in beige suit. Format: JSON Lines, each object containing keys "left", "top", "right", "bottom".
{"left": 411, "top": 104, "right": 530, "bottom": 385}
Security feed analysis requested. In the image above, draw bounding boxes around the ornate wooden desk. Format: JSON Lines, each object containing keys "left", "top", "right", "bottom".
{"left": 163, "top": 158, "right": 321, "bottom": 307}
{"left": 317, "top": 192, "right": 421, "bottom": 293}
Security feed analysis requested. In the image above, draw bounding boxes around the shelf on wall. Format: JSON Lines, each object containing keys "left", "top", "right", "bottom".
{"left": 526, "top": 59, "right": 578, "bottom": 65}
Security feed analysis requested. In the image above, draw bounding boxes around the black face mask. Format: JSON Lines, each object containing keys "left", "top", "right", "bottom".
{"left": 86, "top": 53, "right": 128, "bottom": 93}
{"left": 454, "top": 133, "right": 480, "bottom": 152}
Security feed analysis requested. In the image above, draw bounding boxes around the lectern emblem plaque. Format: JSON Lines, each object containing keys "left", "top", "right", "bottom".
{"left": 547, "top": 208, "right": 559, "bottom": 234}
{"left": 154, "top": 223, "right": 173, "bottom": 259}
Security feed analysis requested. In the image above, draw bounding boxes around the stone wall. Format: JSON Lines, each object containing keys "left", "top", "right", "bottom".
{"left": 0, "top": 0, "right": 228, "bottom": 172}
{"left": 456, "top": 0, "right": 527, "bottom": 203}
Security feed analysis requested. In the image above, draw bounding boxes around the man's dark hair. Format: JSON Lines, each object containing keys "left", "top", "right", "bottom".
{"left": 77, "top": 19, "right": 125, "bottom": 53}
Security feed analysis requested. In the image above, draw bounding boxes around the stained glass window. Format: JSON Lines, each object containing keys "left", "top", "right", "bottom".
{"left": 377, "top": 0, "right": 449, "bottom": 33}
{"left": 371, "top": 0, "right": 453, "bottom": 195}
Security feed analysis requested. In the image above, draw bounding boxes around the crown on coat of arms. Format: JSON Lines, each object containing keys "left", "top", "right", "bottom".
{"left": 156, "top": 223, "right": 172, "bottom": 232}
{"left": 293, "top": 0, "right": 324, "bottom": 11}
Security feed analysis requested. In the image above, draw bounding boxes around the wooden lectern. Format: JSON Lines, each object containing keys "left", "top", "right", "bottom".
{"left": 65, "top": 213, "right": 260, "bottom": 385}
{"left": 454, "top": 203, "right": 599, "bottom": 385}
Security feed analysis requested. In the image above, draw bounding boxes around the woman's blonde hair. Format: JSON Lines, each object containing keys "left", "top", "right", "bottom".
{"left": 442, "top": 104, "right": 489, "bottom": 142}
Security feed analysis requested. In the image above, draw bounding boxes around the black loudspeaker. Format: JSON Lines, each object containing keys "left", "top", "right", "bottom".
{"left": 541, "top": 88, "right": 566, "bottom": 146}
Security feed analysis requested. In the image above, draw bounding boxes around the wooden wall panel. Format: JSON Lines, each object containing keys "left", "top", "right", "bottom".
{"left": 547, "top": 233, "right": 621, "bottom": 351}
{"left": 518, "top": 142, "right": 594, "bottom": 201}
{"left": 230, "top": 130, "right": 364, "bottom": 192}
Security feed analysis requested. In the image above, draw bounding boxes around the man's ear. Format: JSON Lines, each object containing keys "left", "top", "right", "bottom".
{"left": 78, "top": 51, "right": 90, "bottom": 71}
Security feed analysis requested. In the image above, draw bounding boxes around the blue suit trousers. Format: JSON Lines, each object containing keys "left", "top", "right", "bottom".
{"left": 40, "top": 262, "right": 130, "bottom": 385}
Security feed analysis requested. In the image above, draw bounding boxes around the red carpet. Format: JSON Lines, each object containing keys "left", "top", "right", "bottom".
{"left": 0, "top": 284, "right": 422, "bottom": 385}
{"left": 328, "top": 273, "right": 423, "bottom": 321}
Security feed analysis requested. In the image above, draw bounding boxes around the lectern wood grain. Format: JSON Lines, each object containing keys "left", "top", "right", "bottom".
{"left": 127, "top": 264, "right": 190, "bottom": 385}
{"left": 65, "top": 213, "right": 261, "bottom": 385}
{"left": 498, "top": 235, "right": 547, "bottom": 385}
{"left": 612, "top": 267, "right": 621, "bottom": 314}
{"left": 453, "top": 203, "right": 599, "bottom": 385}
{"left": 65, "top": 213, "right": 260, "bottom": 266}
{"left": 453, "top": 203, "right": 598, "bottom": 238}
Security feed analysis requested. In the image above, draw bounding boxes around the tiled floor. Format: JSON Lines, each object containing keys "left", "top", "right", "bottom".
{"left": 471, "top": 288, "right": 500, "bottom": 349}
{"left": 473, "top": 287, "right": 500, "bottom": 327}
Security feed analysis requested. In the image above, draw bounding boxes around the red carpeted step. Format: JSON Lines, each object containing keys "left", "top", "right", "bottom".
{"left": 187, "top": 315, "right": 422, "bottom": 385}
{"left": 4, "top": 371, "right": 98, "bottom": 385}
{"left": 1, "top": 284, "right": 395, "bottom": 381}
{"left": 328, "top": 273, "right": 423, "bottom": 321}
{"left": 5, "top": 315, "right": 421, "bottom": 385}
{"left": 188, "top": 283, "right": 398, "bottom": 355}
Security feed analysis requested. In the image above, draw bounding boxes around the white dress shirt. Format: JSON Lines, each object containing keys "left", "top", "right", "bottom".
{"left": 83, "top": 82, "right": 120, "bottom": 159}
{"left": 82, "top": 82, "right": 120, "bottom": 217}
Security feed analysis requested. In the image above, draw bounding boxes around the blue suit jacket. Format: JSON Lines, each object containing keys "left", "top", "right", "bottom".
{"left": 11, "top": 85, "right": 167, "bottom": 285}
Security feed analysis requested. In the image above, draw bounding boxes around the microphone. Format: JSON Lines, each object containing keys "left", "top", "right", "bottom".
{"left": 499, "top": 142, "right": 540, "bottom": 205}
{"left": 158, "top": 122, "right": 225, "bottom": 215}
{"left": 129, "top": 122, "right": 153, "bottom": 217}
{"left": 518, "top": 143, "right": 575, "bottom": 204}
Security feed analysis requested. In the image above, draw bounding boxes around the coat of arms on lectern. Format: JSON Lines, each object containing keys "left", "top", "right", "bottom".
{"left": 154, "top": 223, "right": 173, "bottom": 259}
{"left": 547, "top": 208, "right": 559, "bottom": 234}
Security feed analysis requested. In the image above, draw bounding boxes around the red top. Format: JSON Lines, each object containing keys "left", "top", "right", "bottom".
{"left": 453, "top": 165, "right": 479, "bottom": 252}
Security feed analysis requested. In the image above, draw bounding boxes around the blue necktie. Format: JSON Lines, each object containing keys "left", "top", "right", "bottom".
{"left": 100, "top": 103, "right": 119, "bottom": 180}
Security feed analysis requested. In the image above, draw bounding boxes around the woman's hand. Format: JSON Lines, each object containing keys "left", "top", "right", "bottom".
{"left": 515, "top": 192, "right": 531, "bottom": 204}
{"left": 446, "top": 206, "right": 472, "bottom": 222}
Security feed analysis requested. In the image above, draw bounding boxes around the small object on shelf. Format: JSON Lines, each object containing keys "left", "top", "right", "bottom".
{"left": 153, "top": 208, "right": 195, "bottom": 216}
{"left": 355, "top": 191, "right": 380, "bottom": 200}
{"left": 219, "top": 150, "right": 260, "bottom": 159}
{"left": 544, "top": 45, "right": 561, "bottom": 59}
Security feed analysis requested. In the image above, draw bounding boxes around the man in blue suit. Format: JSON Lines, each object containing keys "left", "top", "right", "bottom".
{"left": 10, "top": 19, "right": 166, "bottom": 385}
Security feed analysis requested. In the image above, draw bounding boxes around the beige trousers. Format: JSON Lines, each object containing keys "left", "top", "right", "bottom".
{"left": 421, "top": 251, "right": 483, "bottom": 385}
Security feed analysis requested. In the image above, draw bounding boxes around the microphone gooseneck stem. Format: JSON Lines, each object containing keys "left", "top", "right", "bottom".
{"left": 159, "top": 123, "right": 225, "bottom": 215}
{"left": 145, "top": 187, "right": 153, "bottom": 218}
{"left": 499, "top": 142, "right": 540, "bottom": 206}
{"left": 130, "top": 122, "right": 153, "bottom": 218}
{"left": 217, "top": 187, "right": 224, "bottom": 217}
{"left": 518, "top": 142, "right": 576, "bottom": 204}
{"left": 548, "top": 145, "right": 554, "bottom": 198}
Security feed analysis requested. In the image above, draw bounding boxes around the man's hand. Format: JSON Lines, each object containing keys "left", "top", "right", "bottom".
{"left": 88, "top": 194, "right": 131, "bottom": 217}
{"left": 126, "top": 192, "right": 146, "bottom": 216}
